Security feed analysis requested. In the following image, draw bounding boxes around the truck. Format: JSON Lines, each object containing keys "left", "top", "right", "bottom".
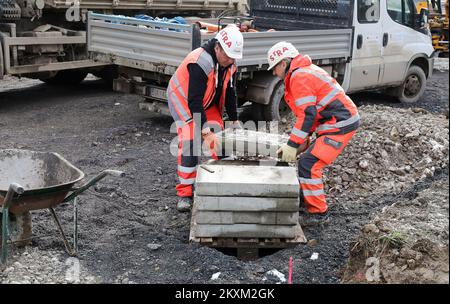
{"left": 86, "top": 0, "right": 435, "bottom": 121}
{"left": 0, "top": 0, "right": 247, "bottom": 84}
{"left": 414, "top": 0, "right": 449, "bottom": 56}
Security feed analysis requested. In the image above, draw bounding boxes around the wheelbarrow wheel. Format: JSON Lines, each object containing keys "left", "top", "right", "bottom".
{"left": 0, "top": 211, "right": 32, "bottom": 247}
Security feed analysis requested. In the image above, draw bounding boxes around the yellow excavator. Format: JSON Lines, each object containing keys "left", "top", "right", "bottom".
{"left": 415, "top": 0, "right": 449, "bottom": 56}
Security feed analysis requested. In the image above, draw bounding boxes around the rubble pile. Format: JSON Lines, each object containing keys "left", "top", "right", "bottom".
{"left": 321, "top": 105, "right": 449, "bottom": 200}
{"left": 342, "top": 178, "right": 449, "bottom": 284}
{"left": 0, "top": 247, "right": 99, "bottom": 284}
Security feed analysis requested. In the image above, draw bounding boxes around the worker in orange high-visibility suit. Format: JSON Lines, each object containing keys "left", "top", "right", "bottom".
{"left": 267, "top": 42, "right": 360, "bottom": 226}
{"left": 167, "top": 25, "right": 244, "bottom": 212}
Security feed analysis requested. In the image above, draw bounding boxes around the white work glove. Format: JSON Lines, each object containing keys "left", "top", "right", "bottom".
{"left": 277, "top": 144, "right": 298, "bottom": 162}
{"left": 202, "top": 129, "right": 220, "bottom": 158}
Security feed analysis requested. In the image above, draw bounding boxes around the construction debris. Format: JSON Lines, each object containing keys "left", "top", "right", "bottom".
{"left": 434, "top": 58, "right": 449, "bottom": 72}
{"left": 320, "top": 105, "right": 449, "bottom": 202}
{"left": 342, "top": 178, "right": 449, "bottom": 284}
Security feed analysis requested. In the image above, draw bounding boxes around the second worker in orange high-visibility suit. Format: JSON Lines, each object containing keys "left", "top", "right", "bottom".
{"left": 167, "top": 25, "right": 244, "bottom": 212}
{"left": 267, "top": 42, "right": 360, "bottom": 226}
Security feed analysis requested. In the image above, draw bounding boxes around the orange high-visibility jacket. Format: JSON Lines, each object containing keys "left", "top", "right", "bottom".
{"left": 167, "top": 48, "right": 237, "bottom": 125}
{"left": 284, "top": 54, "right": 360, "bottom": 148}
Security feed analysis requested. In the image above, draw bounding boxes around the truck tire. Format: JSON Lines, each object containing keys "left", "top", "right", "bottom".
{"left": 41, "top": 69, "right": 88, "bottom": 85}
{"left": 251, "top": 103, "right": 265, "bottom": 122}
{"left": 263, "top": 81, "right": 290, "bottom": 121}
{"left": 93, "top": 66, "right": 118, "bottom": 86}
{"left": 392, "top": 65, "right": 427, "bottom": 104}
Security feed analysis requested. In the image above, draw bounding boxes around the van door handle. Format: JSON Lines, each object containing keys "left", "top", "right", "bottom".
{"left": 383, "top": 33, "right": 389, "bottom": 47}
{"left": 357, "top": 34, "right": 363, "bottom": 49}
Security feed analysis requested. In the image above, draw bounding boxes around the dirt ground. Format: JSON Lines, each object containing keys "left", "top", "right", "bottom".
{"left": 0, "top": 64, "right": 448, "bottom": 284}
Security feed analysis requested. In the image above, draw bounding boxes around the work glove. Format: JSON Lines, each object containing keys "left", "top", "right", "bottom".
{"left": 202, "top": 130, "right": 220, "bottom": 159}
{"left": 277, "top": 144, "right": 298, "bottom": 162}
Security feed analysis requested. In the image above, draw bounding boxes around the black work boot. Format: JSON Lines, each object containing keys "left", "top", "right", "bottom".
{"left": 299, "top": 210, "right": 331, "bottom": 227}
{"left": 298, "top": 194, "right": 307, "bottom": 214}
{"left": 177, "top": 197, "right": 193, "bottom": 213}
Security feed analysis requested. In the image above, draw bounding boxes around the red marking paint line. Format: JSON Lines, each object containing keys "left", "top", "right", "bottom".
{"left": 288, "top": 256, "right": 293, "bottom": 284}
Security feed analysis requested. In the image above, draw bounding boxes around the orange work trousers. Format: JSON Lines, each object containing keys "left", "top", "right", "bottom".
{"left": 298, "top": 131, "right": 356, "bottom": 214}
{"left": 175, "top": 105, "right": 224, "bottom": 198}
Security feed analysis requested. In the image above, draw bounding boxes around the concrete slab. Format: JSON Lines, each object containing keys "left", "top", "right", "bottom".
{"left": 217, "top": 129, "right": 289, "bottom": 157}
{"left": 195, "top": 196, "right": 299, "bottom": 212}
{"left": 196, "top": 165, "right": 299, "bottom": 197}
{"left": 193, "top": 223, "right": 298, "bottom": 238}
{"left": 195, "top": 211, "right": 298, "bottom": 225}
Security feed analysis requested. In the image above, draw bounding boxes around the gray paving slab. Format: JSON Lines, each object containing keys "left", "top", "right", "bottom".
{"left": 217, "top": 129, "right": 289, "bottom": 157}
{"left": 196, "top": 165, "right": 299, "bottom": 197}
{"left": 195, "top": 195, "right": 299, "bottom": 212}
{"left": 195, "top": 211, "right": 298, "bottom": 225}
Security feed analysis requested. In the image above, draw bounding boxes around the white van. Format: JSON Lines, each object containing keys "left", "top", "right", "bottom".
{"left": 346, "top": 0, "right": 435, "bottom": 103}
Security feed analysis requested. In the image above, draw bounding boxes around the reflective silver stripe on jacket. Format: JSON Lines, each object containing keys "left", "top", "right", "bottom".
{"left": 171, "top": 75, "right": 187, "bottom": 99}
{"left": 292, "top": 68, "right": 343, "bottom": 110}
{"left": 295, "top": 96, "right": 317, "bottom": 107}
{"left": 167, "top": 88, "right": 191, "bottom": 122}
{"left": 317, "top": 88, "right": 340, "bottom": 110}
{"left": 316, "top": 114, "right": 360, "bottom": 132}
{"left": 291, "top": 127, "right": 309, "bottom": 139}
{"left": 197, "top": 51, "right": 215, "bottom": 75}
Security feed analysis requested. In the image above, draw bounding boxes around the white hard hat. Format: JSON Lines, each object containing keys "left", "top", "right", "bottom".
{"left": 267, "top": 42, "right": 300, "bottom": 71}
{"left": 215, "top": 25, "right": 244, "bottom": 59}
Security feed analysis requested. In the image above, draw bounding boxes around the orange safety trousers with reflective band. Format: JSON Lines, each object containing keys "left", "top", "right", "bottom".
{"left": 176, "top": 105, "right": 224, "bottom": 198}
{"left": 298, "top": 131, "right": 356, "bottom": 214}
{"left": 167, "top": 47, "right": 236, "bottom": 126}
{"left": 284, "top": 55, "right": 360, "bottom": 214}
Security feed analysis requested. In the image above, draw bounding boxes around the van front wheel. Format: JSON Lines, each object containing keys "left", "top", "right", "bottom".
{"left": 393, "top": 65, "right": 427, "bottom": 104}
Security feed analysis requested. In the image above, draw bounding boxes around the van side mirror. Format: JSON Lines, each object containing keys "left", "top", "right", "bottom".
{"left": 419, "top": 8, "right": 429, "bottom": 27}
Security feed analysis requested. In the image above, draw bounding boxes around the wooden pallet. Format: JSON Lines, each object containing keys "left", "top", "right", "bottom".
{"left": 189, "top": 203, "right": 307, "bottom": 260}
{"left": 189, "top": 223, "right": 307, "bottom": 248}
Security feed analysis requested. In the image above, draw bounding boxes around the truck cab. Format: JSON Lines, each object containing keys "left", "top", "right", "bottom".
{"left": 346, "top": 0, "right": 435, "bottom": 104}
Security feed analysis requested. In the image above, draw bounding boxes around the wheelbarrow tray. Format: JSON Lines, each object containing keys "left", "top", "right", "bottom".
{"left": 0, "top": 149, "right": 85, "bottom": 214}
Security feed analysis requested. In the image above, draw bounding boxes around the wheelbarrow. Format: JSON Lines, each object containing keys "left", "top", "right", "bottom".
{"left": 0, "top": 149, "right": 125, "bottom": 267}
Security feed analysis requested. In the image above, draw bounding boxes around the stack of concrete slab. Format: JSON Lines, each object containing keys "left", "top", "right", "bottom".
{"left": 217, "top": 129, "right": 289, "bottom": 158}
{"left": 190, "top": 161, "right": 306, "bottom": 242}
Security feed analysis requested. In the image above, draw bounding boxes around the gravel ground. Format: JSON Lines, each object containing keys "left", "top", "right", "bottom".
{"left": 0, "top": 66, "right": 448, "bottom": 284}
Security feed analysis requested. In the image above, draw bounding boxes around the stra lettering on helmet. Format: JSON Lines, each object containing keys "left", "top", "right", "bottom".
{"left": 220, "top": 30, "right": 232, "bottom": 48}
{"left": 267, "top": 42, "right": 299, "bottom": 70}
